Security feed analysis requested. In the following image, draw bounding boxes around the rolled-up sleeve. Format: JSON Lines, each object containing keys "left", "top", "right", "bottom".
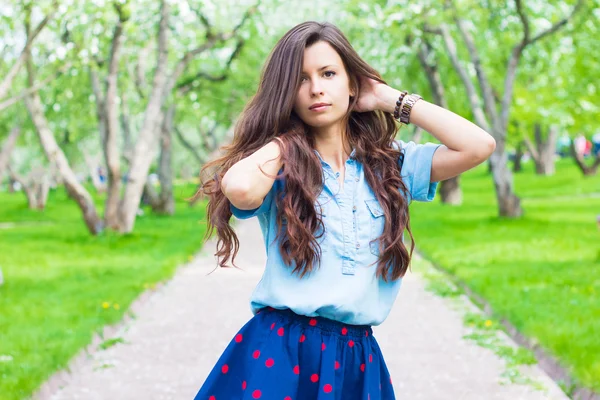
{"left": 394, "top": 140, "right": 441, "bottom": 202}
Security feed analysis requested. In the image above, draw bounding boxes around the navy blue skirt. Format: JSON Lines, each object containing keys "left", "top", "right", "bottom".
{"left": 194, "top": 307, "right": 396, "bottom": 400}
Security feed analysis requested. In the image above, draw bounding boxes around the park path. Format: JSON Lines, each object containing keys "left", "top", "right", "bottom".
{"left": 38, "top": 217, "right": 568, "bottom": 400}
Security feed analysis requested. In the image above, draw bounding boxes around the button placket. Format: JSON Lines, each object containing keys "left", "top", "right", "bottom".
{"left": 341, "top": 163, "right": 360, "bottom": 275}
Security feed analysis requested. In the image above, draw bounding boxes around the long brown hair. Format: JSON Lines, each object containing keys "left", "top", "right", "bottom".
{"left": 193, "top": 21, "right": 415, "bottom": 282}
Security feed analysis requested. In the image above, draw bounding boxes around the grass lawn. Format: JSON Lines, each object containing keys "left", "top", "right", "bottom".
{"left": 409, "top": 158, "right": 600, "bottom": 394}
{"left": 0, "top": 184, "right": 207, "bottom": 400}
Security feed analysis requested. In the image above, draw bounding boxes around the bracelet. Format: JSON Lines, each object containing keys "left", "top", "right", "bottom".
{"left": 393, "top": 90, "right": 408, "bottom": 120}
{"left": 399, "top": 93, "right": 422, "bottom": 125}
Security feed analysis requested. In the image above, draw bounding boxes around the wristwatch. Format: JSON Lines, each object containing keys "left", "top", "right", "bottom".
{"left": 399, "top": 94, "right": 422, "bottom": 125}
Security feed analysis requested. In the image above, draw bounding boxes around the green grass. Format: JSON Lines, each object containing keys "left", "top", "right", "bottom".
{"left": 0, "top": 184, "right": 208, "bottom": 400}
{"left": 409, "top": 158, "right": 600, "bottom": 394}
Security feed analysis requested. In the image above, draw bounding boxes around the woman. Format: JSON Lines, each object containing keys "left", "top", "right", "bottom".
{"left": 193, "top": 21, "right": 495, "bottom": 400}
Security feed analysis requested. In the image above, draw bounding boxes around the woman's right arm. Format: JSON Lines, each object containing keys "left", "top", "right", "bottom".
{"left": 221, "top": 140, "right": 283, "bottom": 210}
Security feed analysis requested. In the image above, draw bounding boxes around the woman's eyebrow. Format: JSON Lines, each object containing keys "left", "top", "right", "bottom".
{"left": 301, "top": 64, "right": 338, "bottom": 73}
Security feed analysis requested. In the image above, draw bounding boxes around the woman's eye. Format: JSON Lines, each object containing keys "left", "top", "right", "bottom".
{"left": 324, "top": 71, "right": 335, "bottom": 77}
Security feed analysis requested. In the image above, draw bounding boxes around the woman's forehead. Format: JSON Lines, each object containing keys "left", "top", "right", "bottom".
{"left": 302, "top": 42, "right": 343, "bottom": 71}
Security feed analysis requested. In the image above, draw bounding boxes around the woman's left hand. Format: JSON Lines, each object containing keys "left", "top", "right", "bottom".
{"left": 353, "top": 76, "right": 386, "bottom": 113}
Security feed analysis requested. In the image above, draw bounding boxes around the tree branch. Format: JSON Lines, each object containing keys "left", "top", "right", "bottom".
{"left": 175, "top": 126, "right": 203, "bottom": 165}
{"left": 0, "top": 0, "right": 58, "bottom": 100}
{"left": 501, "top": 0, "right": 584, "bottom": 132}
{"left": 187, "top": 0, "right": 214, "bottom": 39}
{"left": 176, "top": 39, "right": 245, "bottom": 93}
{"left": 452, "top": 11, "right": 500, "bottom": 131}
{"left": 424, "top": 23, "right": 491, "bottom": 133}
{"left": 0, "top": 62, "right": 71, "bottom": 111}
{"left": 164, "top": 2, "right": 258, "bottom": 99}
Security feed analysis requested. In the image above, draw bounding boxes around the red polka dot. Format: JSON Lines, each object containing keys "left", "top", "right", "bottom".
{"left": 252, "top": 389, "right": 262, "bottom": 399}
{"left": 265, "top": 358, "right": 275, "bottom": 368}
{"left": 365, "top": 330, "right": 369, "bottom": 337}
{"left": 284, "top": 397, "right": 292, "bottom": 400}
{"left": 235, "top": 334, "right": 243, "bottom": 343}
{"left": 270, "top": 322, "right": 275, "bottom": 330}
{"left": 221, "top": 364, "right": 229, "bottom": 373}
{"left": 360, "top": 363, "right": 365, "bottom": 372}
{"left": 341, "top": 327, "right": 348, "bottom": 335}
{"left": 277, "top": 327, "right": 284, "bottom": 336}
{"left": 293, "top": 365, "right": 300, "bottom": 374}
{"left": 334, "top": 360, "right": 340, "bottom": 370}
{"left": 321, "top": 342, "right": 326, "bottom": 351}
{"left": 209, "top": 396, "right": 215, "bottom": 400}
{"left": 311, "top": 373, "right": 319, "bottom": 382}
{"left": 299, "top": 334, "right": 306, "bottom": 342}
{"left": 348, "top": 340, "right": 355, "bottom": 348}
{"left": 242, "top": 381, "right": 247, "bottom": 390}
{"left": 309, "top": 318, "right": 317, "bottom": 326}
{"left": 369, "top": 354, "right": 373, "bottom": 363}
{"left": 323, "top": 383, "right": 333, "bottom": 393}
{"left": 253, "top": 350, "right": 260, "bottom": 359}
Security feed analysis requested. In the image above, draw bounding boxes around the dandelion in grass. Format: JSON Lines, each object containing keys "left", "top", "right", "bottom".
{"left": 113, "top": 303, "right": 120, "bottom": 310}
{"left": 484, "top": 320, "right": 492, "bottom": 328}
{"left": 102, "top": 302, "right": 111, "bottom": 309}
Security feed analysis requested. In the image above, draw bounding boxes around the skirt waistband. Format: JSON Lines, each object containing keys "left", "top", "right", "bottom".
{"left": 260, "top": 307, "right": 373, "bottom": 339}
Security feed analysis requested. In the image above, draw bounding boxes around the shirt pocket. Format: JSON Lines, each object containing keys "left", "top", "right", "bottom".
{"left": 364, "top": 198, "right": 384, "bottom": 256}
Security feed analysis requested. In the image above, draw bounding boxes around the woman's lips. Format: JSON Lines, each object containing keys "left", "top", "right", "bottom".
{"left": 309, "top": 105, "right": 330, "bottom": 112}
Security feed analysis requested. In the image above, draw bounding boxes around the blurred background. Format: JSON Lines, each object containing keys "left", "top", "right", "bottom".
{"left": 0, "top": 0, "right": 599, "bottom": 399}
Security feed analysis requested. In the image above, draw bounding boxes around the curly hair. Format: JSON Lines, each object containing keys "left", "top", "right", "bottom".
{"left": 192, "top": 21, "right": 414, "bottom": 282}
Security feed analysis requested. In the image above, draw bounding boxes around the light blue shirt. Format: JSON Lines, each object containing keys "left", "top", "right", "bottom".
{"left": 230, "top": 140, "right": 441, "bottom": 326}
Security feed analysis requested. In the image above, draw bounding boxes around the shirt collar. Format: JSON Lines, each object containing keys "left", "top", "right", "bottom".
{"left": 313, "top": 148, "right": 356, "bottom": 165}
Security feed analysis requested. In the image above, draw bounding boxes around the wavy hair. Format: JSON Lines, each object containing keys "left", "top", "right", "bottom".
{"left": 193, "top": 21, "right": 415, "bottom": 282}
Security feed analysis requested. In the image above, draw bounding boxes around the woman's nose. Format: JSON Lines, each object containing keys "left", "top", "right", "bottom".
{"left": 310, "top": 80, "right": 324, "bottom": 97}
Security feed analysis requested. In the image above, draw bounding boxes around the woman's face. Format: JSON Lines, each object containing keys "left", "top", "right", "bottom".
{"left": 293, "top": 41, "right": 354, "bottom": 130}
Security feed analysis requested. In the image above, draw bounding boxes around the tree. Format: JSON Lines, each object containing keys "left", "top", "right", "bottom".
{"left": 423, "top": 0, "right": 583, "bottom": 217}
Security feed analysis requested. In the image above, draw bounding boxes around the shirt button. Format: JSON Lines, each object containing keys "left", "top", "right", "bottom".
{"left": 355, "top": 177, "right": 359, "bottom": 182}
{"left": 356, "top": 242, "right": 360, "bottom": 248}
{"left": 352, "top": 205, "right": 357, "bottom": 211}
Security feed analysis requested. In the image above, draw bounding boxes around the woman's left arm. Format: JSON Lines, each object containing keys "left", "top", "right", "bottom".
{"left": 375, "top": 85, "right": 497, "bottom": 183}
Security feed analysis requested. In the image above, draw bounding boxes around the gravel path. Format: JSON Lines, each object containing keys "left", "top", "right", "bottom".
{"left": 37, "top": 217, "right": 568, "bottom": 400}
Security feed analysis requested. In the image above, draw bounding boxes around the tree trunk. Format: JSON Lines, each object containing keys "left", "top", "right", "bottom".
{"left": 411, "top": 126, "right": 423, "bottom": 144}
{"left": 416, "top": 36, "right": 462, "bottom": 205}
{"left": 513, "top": 140, "right": 524, "bottom": 172}
{"left": 154, "top": 105, "right": 175, "bottom": 215}
{"left": 25, "top": 92, "right": 103, "bottom": 233}
{"left": 8, "top": 165, "right": 51, "bottom": 210}
{"left": 103, "top": 12, "right": 126, "bottom": 230}
{"left": 524, "top": 123, "right": 557, "bottom": 176}
{"left": 82, "top": 151, "right": 107, "bottom": 193}
{"left": 0, "top": 125, "right": 21, "bottom": 178}
{"left": 439, "top": 176, "right": 462, "bottom": 205}
{"left": 570, "top": 140, "right": 600, "bottom": 176}
{"left": 490, "top": 143, "right": 522, "bottom": 217}
{"left": 119, "top": 1, "right": 170, "bottom": 233}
